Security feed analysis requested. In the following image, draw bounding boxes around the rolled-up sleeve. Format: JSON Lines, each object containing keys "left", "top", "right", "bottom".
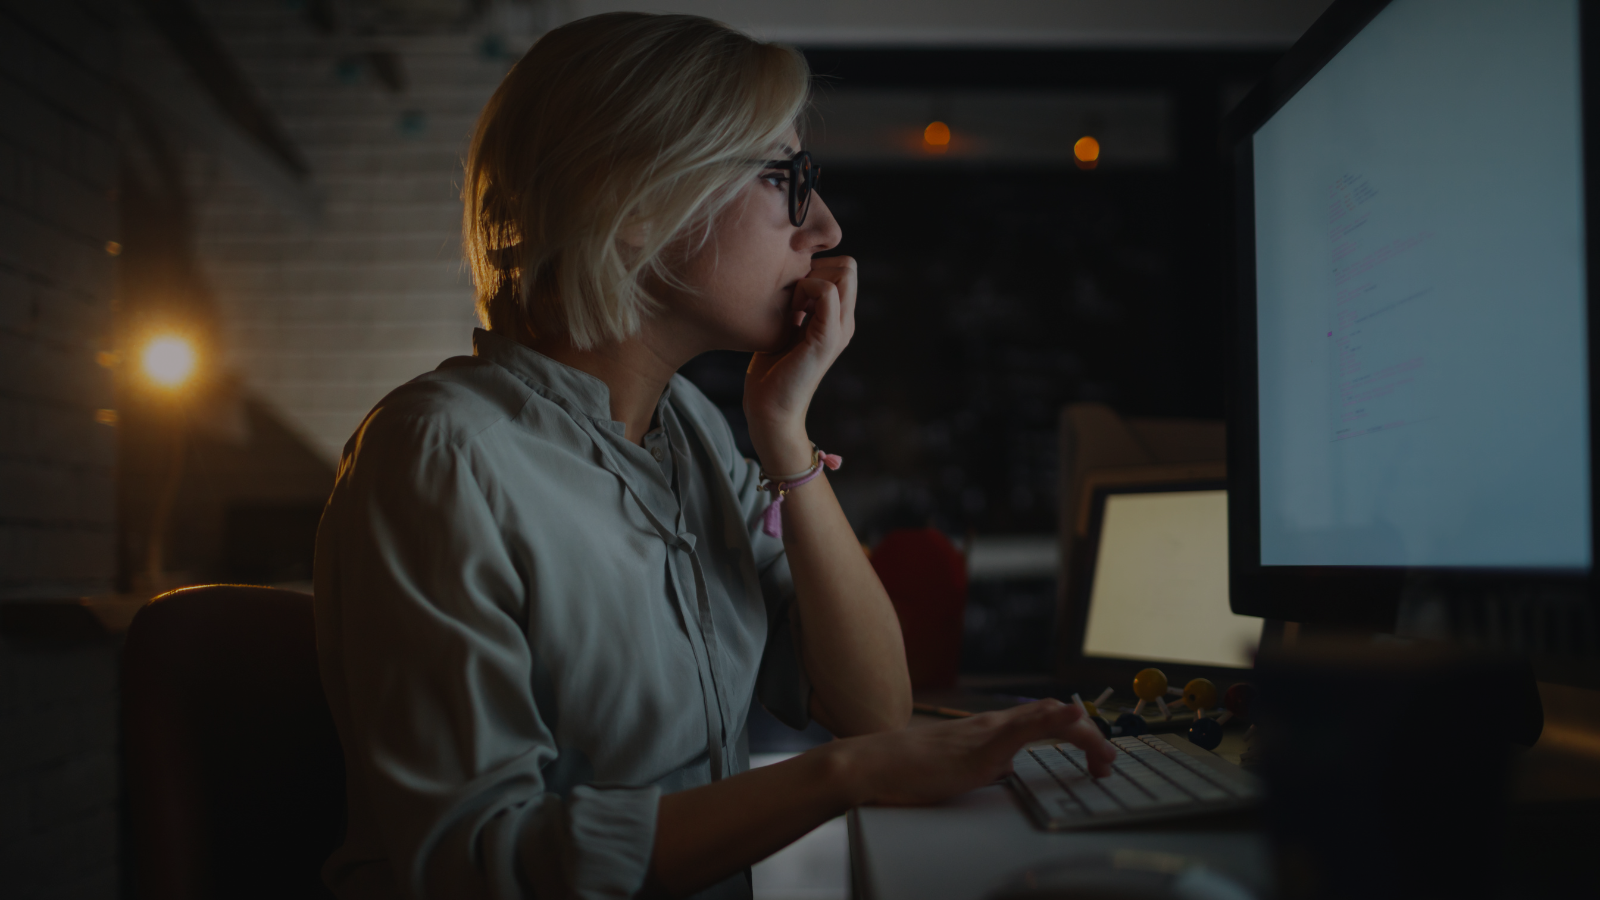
{"left": 315, "top": 412, "right": 657, "bottom": 900}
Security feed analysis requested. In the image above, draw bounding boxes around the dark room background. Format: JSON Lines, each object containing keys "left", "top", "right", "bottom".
{"left": 681, "top": 47, "right": 1277, "bottom": 673}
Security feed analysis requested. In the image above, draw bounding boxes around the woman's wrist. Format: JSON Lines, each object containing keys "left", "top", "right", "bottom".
{"left": 808, "top": 739, "right": 874, "bottom": 809}
{"left": 750, "top": 425, "right": 814, "bottom": 477}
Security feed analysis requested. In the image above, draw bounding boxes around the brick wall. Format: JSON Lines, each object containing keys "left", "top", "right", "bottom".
{"left": 0, "top": 0, "right": 123, "bottom": 897}
{"left": 0, "top": 0, "right": 120, "bottom": 601}
{"left": 189, "top": 0, "right": 514, "bottom": 462}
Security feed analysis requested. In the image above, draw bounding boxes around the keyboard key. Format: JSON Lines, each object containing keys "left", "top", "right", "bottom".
{"left": 1095, "top": 771, "right": 1157, "bottom": 809}
{"left": 1031, "top": 747, "right": 1122, "bottom": 815}
{"left": 1132, "top": 777, "right": 1195, "bottom": 806}
{"left": 1033, "top": 746, "right": 1083, "bottom": 774}
{"left": 1139, "top": 740, "right": 1244, "bottom": 798}
{"left": 1138, "top": 738, "right": 1221, "bottom": 768}
{"left": 1115, "top": 751, "right": 1208, "bottom": 804}
{"left": 1055, "top": 745, "right": 1090, "bottom": 767}
{"left": 1062, "top": 776, "right": 1123, "bottom": 815}
{"left": 1050, "top": 746, "right": 1150, "bottom": 814}
{"left": 1166, "top": 772, "right": 1230, "bottom": 801}
{"left": 1009, "top": 734, "right": 1258, "bottom": 830}
{"left": 1013, "top": 751, "right": 1088, "bottom": 822}
{"left": 1144, "top": 762, "right": 1229, "bottom": 800}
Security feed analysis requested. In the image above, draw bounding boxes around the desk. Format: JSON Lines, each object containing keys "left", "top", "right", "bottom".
{"left": 848, "top": 782, "right": 1270, "bottom": 900}
{"left": 846, "top": 708, "right": 1268, "bottom": 900}
{"left": 848, "top": 736, "right": 1600, "bottom": 900}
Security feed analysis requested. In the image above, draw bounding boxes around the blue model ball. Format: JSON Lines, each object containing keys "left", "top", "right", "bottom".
{"left": 1092, "top": 717, "right": 1112, "bottom": 738}
{"left": 1188, "top": 717, "right": 1223, "bottom": 751}
{"left": 1114, "top": 713, "right": 1148, "bottom": 736}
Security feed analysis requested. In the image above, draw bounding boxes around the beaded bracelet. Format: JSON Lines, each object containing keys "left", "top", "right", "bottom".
{"left": 758, "top": 448, "right": 842, "bottom": 538}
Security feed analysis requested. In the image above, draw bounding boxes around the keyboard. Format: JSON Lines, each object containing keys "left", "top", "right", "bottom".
{"left": 1009, "top": 733, "right": 1262, "bottom": 831}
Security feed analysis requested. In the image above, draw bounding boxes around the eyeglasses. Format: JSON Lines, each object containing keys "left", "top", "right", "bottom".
{"left": 755, "top": 150, "right": 822, "bottom": 227}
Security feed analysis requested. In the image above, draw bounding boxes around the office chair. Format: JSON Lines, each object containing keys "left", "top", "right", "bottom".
{"left": 871, "top": 528, "right": 969, "bottom": 690}
{"left": 123, "top": 585, "right": 345, "bottom": 900}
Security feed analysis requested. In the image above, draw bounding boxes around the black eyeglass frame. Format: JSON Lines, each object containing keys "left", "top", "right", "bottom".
{"left": 755, "top": 151, "right": 822, "bottom": 227}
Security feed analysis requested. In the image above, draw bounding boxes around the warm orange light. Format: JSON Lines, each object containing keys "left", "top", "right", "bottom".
{"left": 141, "top": 335, "right": 197, "bottom": 388}
{"left": 923, "top": 121, "right": 951, "bottom": 146}
{"left": 1074, "top": 135, "right": 1100, "bottom": 170}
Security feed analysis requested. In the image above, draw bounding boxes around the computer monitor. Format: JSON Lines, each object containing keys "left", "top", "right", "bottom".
{"left": 1066, "top": 480, "right": 1262, "bottom": 686}
{"left": 1226, "top": 0, "right": 1600, "bottom": 634}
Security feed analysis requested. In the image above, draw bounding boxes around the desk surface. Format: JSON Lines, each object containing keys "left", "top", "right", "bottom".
{"left": 847, "top": 709, "right": 1267, "bottom": 900}
{"left": 848, "top": 736, "right": 1600, "bottom": 900}
{"left": 849, "top": 781, "right": 1270, "bottom": 900}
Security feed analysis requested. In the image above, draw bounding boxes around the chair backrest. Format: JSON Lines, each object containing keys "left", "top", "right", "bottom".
{"left": 123, "top": 585, "right": 344, "bottom": 900}
{"left": 871, "top": 528, "right": 969, "bottom": 690}
{"left": 1059, "top": 402, "right": 1227, "bottom": 550}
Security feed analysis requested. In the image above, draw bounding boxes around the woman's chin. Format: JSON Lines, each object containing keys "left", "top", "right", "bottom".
{"left": 731, "top": 322, "right": 794, "bottom": 355}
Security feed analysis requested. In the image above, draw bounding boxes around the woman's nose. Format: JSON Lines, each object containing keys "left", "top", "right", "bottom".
{"left": 803, "top": 193, "right": 843, "bottom": 253}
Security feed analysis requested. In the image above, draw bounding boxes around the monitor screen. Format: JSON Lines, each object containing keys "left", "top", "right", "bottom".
{"left": 1082, "top": 490, "right": 1261, "bottom": 669}
{"left": 1252, "top": 0, "right": 1591, "bottom": 570}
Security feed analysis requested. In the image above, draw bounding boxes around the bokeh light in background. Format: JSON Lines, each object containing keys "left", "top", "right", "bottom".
{"left": 141, "top": 336, "right": 197, "bottom": 388}
{"left": 1074, "top": 135, "right": 1100, "bottom": 170}
{"left": 923, "top": 120, "right": 951, "bottom": 153}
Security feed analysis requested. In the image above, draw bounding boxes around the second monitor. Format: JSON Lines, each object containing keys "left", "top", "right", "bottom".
{"left": 1067, "top": 481, "right": 1262, "bottom": 688}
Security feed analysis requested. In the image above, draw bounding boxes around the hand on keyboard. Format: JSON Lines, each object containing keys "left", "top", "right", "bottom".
{"left": 835, "top": 699, "right": 1115, "bottom": 807}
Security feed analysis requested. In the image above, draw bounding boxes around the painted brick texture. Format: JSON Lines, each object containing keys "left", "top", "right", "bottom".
{"left": 189, "top": 0, "right": 507, "bottom": 462}
{"left": 0, "top": 0, "right": 119, "bottom": 601}
{"left": 0, "top": 1, "right": 122, "bottom": 897}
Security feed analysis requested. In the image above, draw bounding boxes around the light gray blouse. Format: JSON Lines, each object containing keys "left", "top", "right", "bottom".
{"left": 313, "top": 328, "right": 810, "bottom": 900}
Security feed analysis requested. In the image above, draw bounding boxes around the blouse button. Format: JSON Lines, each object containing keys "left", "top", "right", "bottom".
{"left": 650, "top": 446, "right": 664, "bottom": 461}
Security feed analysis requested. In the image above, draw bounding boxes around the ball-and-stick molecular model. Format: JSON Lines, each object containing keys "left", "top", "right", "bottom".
{"left": 1180, "top": 678, "right": 1218, "bottom": 717}
{"left": 1217, "top": 682, "right": 1254, "bottom": 724}
{"left": 1075, "top": 689, "right": 1152, "bottom": 737}
{"left": 1114, "top": 712, "right": 1150, "bottom": 736}
{"left": 1171, "top": 677, "right": 1224, "bottom": 750}
{"left": 1069, "top": 692, "right": 1100, "bottom": 719}
{"left": 1188, "top": 717, "right": 1224, "bottom": 750}
{"left": 1131, "top": 668, "right": 1171, "bottom": 719}
{"left": 1188, "top": 681, "right": 1255, "bottom": 751}
{"left": 1070, "top": 693, "right": 1112, "bottom": 737}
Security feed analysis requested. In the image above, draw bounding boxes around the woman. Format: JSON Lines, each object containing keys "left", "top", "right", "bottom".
{"left": 314, "top": 12, "right": 1113, "bottom": 900}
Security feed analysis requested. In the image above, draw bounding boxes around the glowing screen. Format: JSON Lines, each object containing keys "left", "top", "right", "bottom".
{"left": 1254, "top": 0, "right": 1589, "bottom": 568}
{"left": 1083, "top": 490, "right": 1260, "bottom": 669}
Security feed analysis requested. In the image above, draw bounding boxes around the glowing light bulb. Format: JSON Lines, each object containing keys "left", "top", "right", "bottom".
{"left": 923, "top": 121, "right": 951, "bottom": 149}
{"left": 142, "top": 336, "right": 196, "bottom": 388}
{"left": 1074, "top": 135, "right": 1100, "bottom": 170}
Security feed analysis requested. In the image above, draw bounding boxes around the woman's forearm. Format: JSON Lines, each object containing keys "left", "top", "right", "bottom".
{"left": 742, "top": 254, "right": 909, "bottom": 737}
{"left": 643, "top": 700, "right": 1117, "bottom": 897}
{"left": 760, "top": 433, "right": 912, "bottom": 737}
{"left": 644, "top": 745, "right": 860, "bottom": 897}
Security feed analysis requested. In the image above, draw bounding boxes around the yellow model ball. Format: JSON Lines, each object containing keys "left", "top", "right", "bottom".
{"left": 1182, "top": 678, "right": 1218, "bottom": 711}
{"left": 1132, "top": 668, "right": 1168, "bottom": 701}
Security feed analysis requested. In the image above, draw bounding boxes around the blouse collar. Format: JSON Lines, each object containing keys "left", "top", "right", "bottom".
{"left": 473, "top": 327, "right": 677, "bottom": 430}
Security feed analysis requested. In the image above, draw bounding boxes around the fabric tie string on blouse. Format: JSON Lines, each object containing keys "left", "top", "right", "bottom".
{"left": 759, "top": 449, "right": 842, "bottom": 538}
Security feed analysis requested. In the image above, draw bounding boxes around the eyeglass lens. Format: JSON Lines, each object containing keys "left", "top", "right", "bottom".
{"left": 792, "top": 153, "right": 820, "bottom": 227}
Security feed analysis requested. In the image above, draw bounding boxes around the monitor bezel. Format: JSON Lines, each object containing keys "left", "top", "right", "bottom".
{"left": 1224, "top": 0, "right": 1600, "bottom": 628}
{"left": 1065, "top": 479, "right": 1262, "bottom": 689}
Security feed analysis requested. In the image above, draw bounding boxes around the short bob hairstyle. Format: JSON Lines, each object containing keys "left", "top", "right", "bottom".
{"left": 463, "top": 13, "right": 812, "bottom": 348}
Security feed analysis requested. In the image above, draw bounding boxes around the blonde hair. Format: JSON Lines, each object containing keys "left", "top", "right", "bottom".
{"left": 463, "top": 12, "right": 811, "bottom": 348}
